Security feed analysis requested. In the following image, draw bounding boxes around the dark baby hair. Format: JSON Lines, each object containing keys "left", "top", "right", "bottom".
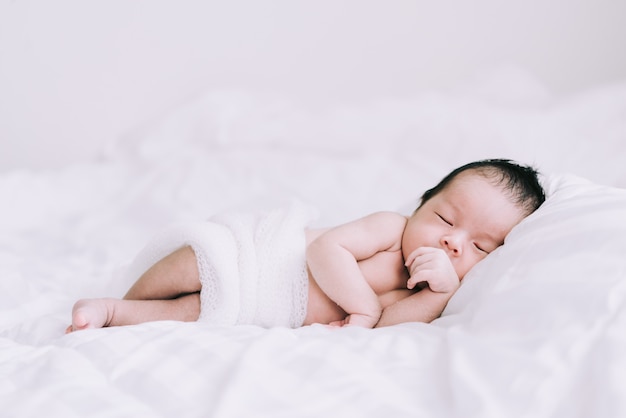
{"left": 419, "top": 159, "right": 546, "bottom": 216}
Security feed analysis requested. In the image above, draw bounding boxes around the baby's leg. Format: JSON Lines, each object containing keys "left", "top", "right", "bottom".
{"left": 67, "top": 293, "right": 200, "bottom": 333}
{"left": 66, "top": 246, "right": 203, "bottom": 333}
{"left": 124, "top": 245, "right": 202, "bottom": 300}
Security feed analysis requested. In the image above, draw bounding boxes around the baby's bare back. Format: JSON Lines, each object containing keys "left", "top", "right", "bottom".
{"left": 303, "top": 228, "right": 413, "bottom": 325}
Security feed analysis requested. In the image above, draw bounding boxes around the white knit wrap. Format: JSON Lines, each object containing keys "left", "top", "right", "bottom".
{"left": 125, "top": 199, "right": 318, "bottom": 328}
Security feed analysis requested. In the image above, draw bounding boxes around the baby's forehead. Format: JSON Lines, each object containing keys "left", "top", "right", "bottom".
{"left": 440, "top": 173, "right": 522, "bottom": 214}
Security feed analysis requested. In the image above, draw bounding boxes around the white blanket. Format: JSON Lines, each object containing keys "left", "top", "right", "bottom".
{"left": 2, "top": 84, "right": 626, "bottom": 417}
{"left": 125, "top": 199, "right": 318, "bottom": 327}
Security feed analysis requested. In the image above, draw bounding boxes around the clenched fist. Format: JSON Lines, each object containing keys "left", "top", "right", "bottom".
{"left": 405, "top": 247, "right": 460, "bottom": 293}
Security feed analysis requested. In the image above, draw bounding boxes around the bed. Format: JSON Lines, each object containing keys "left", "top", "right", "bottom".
{"left": 2, "top": 81, "right": 626, "bottom": 417}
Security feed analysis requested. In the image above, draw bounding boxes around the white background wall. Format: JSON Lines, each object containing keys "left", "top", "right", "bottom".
{"left": 1, "top": 0, "right": 625, "bottom": 172}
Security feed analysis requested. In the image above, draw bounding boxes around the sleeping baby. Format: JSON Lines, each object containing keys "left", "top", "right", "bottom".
{"left": 67, "top": 159, "right": 545, "bottom": 332}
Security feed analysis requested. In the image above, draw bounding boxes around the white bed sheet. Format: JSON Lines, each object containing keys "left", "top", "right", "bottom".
{"left": 2, "top": 83, "right": 626, "bottom": 417}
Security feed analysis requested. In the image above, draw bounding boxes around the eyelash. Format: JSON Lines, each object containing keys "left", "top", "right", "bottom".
{"left": 474, "top": 243, "right": 488, "bottom": 253}
{"left": 437, "top": 213, "right": 452, "bottom": 226}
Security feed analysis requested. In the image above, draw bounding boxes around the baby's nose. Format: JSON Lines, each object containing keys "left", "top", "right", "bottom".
{"left": 442, "top": 236, "right": 462, "bottom": 255}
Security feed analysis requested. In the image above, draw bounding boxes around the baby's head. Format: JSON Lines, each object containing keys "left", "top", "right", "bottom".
{"left": 419, "top": 159, "right": 545, "bottom": 217}
{"left": 403, "top": 159, "right": 545, "bottom": 279}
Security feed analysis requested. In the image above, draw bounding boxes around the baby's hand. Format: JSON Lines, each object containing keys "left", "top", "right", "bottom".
{"left": 405, "top": 247, "right": 460, "bottom": 293}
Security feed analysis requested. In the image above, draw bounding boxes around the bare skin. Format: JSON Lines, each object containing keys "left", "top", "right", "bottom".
{"left": 66, "top": 242, "right": 413, "bottom": 332}
{"left": 67, "top": 247, "right": 202, "bottom": 332}
{"left": 67, "top": 171, "right": 526, "bottom": 332}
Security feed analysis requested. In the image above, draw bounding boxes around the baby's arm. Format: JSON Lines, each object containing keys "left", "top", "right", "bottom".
{"left": 375, "top": 246, "right": 461, "bottom": 327}
{"left": 375, "top": 287, "right": 456, "bottom": 327}
{"left": 306, "top": 212, "right": 407, "bottom": 328}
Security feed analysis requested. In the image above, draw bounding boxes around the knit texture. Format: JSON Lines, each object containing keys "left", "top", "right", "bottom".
{"left": 125, "top": 199, "right": 318, "bottom": 328}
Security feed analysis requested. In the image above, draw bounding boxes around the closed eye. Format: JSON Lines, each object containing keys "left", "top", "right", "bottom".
{"left": 437, "top": 213, "right": 452, "bottom": 226}
{"left": 474, "top": 242, "right": 488, "bottom": 253}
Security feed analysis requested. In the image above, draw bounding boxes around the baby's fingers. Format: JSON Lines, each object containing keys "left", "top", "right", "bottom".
{"left": 407, "top": 276, "right": 421, "bottom": 290}
{"left": 407, "top": 267, "right": 435, "bottom": 289}
{"left": 404, "top": 246, "right": 438, "bottom": 267}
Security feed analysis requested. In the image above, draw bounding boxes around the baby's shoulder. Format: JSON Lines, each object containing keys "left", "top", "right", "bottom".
{"left": 359, "top": 212, "right": 408, "bottom": 249}
{"left": 362, "top": 211, "right": 408, "bottom": 228}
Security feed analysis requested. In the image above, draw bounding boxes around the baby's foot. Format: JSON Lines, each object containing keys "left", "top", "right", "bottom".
{"left": 66, "top": 298, "right": 116, "bottom": 333}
